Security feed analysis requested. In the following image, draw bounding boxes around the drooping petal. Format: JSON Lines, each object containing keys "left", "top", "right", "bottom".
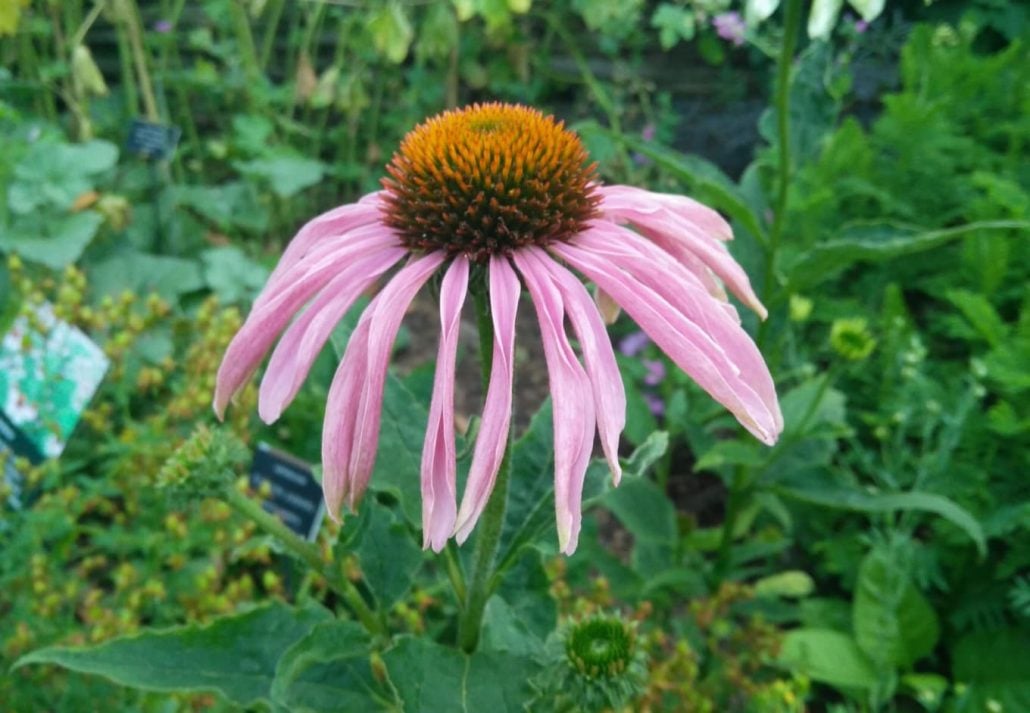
{"left": 513, "top": 251, "right": 595, "bottom": 555}
{"left": 581, "top": 224, "right": 781, "bottom": 436}
{"left": 529, "top": 249, "right": 625, "bottom": 485}
{"left": 345, "top": 252, "right": 446, "bottom": 508}
{"left": 322, "top": 315, "right": 373, "bottom": 519}
{"left": 213, "top": 224, "right": 402, "bottom": 418}
{"left": 598, "top": 186, "right": 766, "bottom": 318}
{"left": 598, "top": 184, "right": 733, "bottom": 241}
{"left": 454, "top": 256, "right": 521, "bottom": 544}
{"left": 256, "top": 194, "right": 383, "bottom": 310}
{"left": 554, "top": 230, "right": 781, "bottom": 446}
{"left": 258, "top": 245, "right": 407, "bottom": 423}
{"left": 421, "top": 257, "right": 469, "bottom": 551}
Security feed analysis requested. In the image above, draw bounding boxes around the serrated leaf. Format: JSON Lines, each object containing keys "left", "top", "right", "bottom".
{"left": 16, "top": 602, "right": 332, "bottom": 707}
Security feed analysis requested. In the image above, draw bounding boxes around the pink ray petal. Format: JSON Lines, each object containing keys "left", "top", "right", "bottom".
{"left": 513, "top": 251, "right": 596, "bottom": 555}
{"left": 346, "top": 252, "right": 446, "bottom": 508}
{"left": 421, "top": 257, "right": 469, "bottom": 551}
{"left": 213, "top": 224, "right": 401, "bottom": 418}
{"left": 598, "top": 187, "right": 766, "bottom": 318}
{"left": 257, "top": 246, "right": 407, "bottom": 423}
{"left": 579, "top": 224, "right": 781, "bottom": 435}
{"left": 256, "top": 194, "right": 384, "bottom": 310}
{"left": 599, "top": 184, "right": 733, "bottom": 241}
{"left": 322, "top": 315, "right": 373, "bottom": 519}
{"left": 554, "top": 234, "right": 781, "bottom": 446}
{"left": 529, "top": 249, "right": 625, "bottom": 485}
{"left": 454, "top": 256, "right": 521, "bottom": 544}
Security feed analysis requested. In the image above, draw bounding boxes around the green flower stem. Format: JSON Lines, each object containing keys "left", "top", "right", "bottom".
{"left": 759, "top": 0, "right": 804, "bottom": 348}
{"left": 457, "top": 287, "right": 513, "bottom": 653}
{"left": 120, "top": 0, "right": 161, "bottom": 121}
{"left": 224, "top": 487, "right": 384, "bottom": 638}
{"left": 228, "top": 0, "right": 262, "bottom": 91}
{"left": 713, "top": 465, "right": 745, "bottom": 583}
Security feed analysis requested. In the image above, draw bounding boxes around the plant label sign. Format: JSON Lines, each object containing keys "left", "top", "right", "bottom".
{"left": 126, "top": 119, "right": 182, "bottom": 160}
{"left": 0, "top": 304, "right": 109, "bottom": 510}
{"left": 249, "top": 443, "right": 326, "bottom": 541}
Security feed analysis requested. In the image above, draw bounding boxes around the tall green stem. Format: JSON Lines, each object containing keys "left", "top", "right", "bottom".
{"left": 456, "top": 288, "right": 513, "bottom": 653}
{"left": 759, "top": 0, "right": 804, "bottom": 348}
{"left": 224, "top": 487, "right": 384, "bottom": 637}
{"left": 713, "top": 465, "right": 748, "bottom": 583}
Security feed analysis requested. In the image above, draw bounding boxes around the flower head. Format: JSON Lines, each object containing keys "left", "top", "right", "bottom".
{"left": 713, "top": 11, "right": 746, "bottom": 46}
{"left": 214, "top": 102, "right": 782, "bottom": 555}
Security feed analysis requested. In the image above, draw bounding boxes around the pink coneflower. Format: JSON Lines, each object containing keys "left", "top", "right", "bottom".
{"left": 213, "top": 103, "right": 781, "bottom": 555}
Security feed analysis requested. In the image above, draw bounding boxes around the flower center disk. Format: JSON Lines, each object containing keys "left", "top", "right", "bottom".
{"left": 381, "top": 103, "right": 600, "bottom": 262}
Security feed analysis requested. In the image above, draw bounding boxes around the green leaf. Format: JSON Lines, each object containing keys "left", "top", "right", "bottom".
{"left": 369, "top": 372, "right": 432, "bottom": 525}
{"left": 775, "top": 486, "right": 986, "bottom": 556}
{"left": 16, "top": 601, "right": 332, "bottom": 707}
{"left": 89, "top": 251, "right": 204, "bottom": 302}
{"left": 651, "top": 4, "right": 695, "bottom": 50}
{"left": 236, "top": 155, "right": 325, "bottom": 199}
{"left": 0, "top": 212, "right": 103, "bottom": 268}
{"left": 344, "top": 499, "right": 424, "bottom": 610}
{"left": 609, "top": 133, "right": 768, "bottom": 244}
{"left": 201, "top": 246, "right": 270, "bottom": 303}
{"left": 852, "top": 548, "right": 939, "bottom": 669}
{"left": 382, "top": 637, "right": 536, "bottom": 712}
{"left": 945, "top": 289, "right": 1008, "bottom": 347}
{"left": 622, "top": 430, "right": 669, "bottom": 478}
{"left": 482, "top": 549, "right": 556, "bottom": 656}
{"left": 788, "top": 220, "right": 1030, "bottom": 289}
{"left": 694, "top": 439, "right": 764, "bottom": 472}
{"left": 368, "top": 2, "right": 414, "bottom": 64}
{"left": 952, "top": 628, "right": 1030, "bottom": 713}
{"left": 270, "top": 620, "right": 381, "bottom": 712}
{"left": 600, "top": 476, "right": 677, "bottom": 571}
{"left": 779, "top": 628, "right": 878, "bottom": 690}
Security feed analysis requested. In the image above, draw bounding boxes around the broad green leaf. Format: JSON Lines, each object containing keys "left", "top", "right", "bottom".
{"left": 0, "top": 212, "right": 103, "bottom": 268}
{"left": 383, "top": 636, "right": 536, "bottom": 712}
{"left": 175, "top": 182, "right": 269, "bottom": 233}
{"left": 694, "top": 439, "right": 764, "bottom": 472}
{"left": 270, "top": 620, "right": 381, "bottom": 712}
{"left": 600, "top": 476, "right": 677, "bottom": 571}
{"left": 807, "top": 0, "right": 842, "bottom": 39}
{"left": 775, "top": 486, "right": 987, "bottom": 556}
{"left": 16, "top": 601, "right": 332, "bottom": 707}
{"left": 201, "top": 246, "right": 269, "bottom": 303}
{"left": 779, "top": 628, "right": 878, "bottom": 690}
{"left": 852, "top": 548, "right": 939, "bottom": 669}
{"left": 483, "top": 549, "right": 556, "bottom": 656}
{"left": 651, "top": 4, "right": 695, "bottom": 50}
{"left": 235, "top": 156, "right": 325, "bottom": 199}
{"left": 371, "top": 373, "right": 432, "bottom": 525}
{"left": 952, "top": 628, "right": 1030, "bottom": 713}
{"left": 609, "top": 133, "right": 768, "bottom": 244}
{"left": 346, "top": 500, "right": 424, "bottom": 610}
{"left": 88, "top": 251, "right": 204, "bottom": 302}
{"left": 788, "top": 220, "right": 1030, "bottom": 289}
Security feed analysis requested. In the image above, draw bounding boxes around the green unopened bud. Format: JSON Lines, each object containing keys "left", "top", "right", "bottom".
{"left": 753, "top": 571, "right": 814, "bottom": 599}
{"left": 830, "top": 318, "right": 876, "bottom": 361}
{"left": 72, "top": 44, "right": 109, "bottom": 96}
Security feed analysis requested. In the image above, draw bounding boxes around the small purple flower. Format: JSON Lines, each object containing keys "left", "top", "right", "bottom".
{"left": 712, "top": 12, "right": 746, "bottom": 47}
{"left": 855, "top": 19, "right": 869, "bottom": 33}
{"left": 619, "top": 331, "right": 651, "bottom": 357}
{"left": 153, "top": 20, "right": 173, "bottom": 34}
{"left": 644, "top": 393, "right": 666, "bottom": 417}
{"left": 643, "top": 359, "right": 666, "bottom": 386}
{"left": 641, "top": 123, "right": 656, "bottom": 142}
